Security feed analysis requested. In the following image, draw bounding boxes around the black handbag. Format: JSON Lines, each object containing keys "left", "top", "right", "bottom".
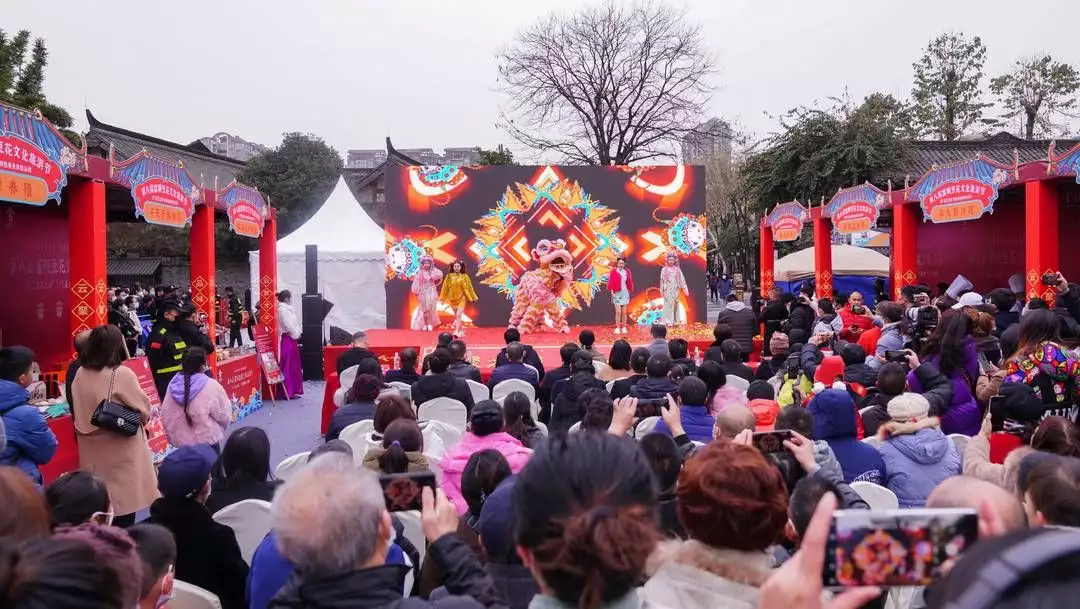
{"left": 90, "top": 369, "right": 142, "bottom": 437}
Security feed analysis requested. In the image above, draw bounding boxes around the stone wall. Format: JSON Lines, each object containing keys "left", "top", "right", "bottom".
{"left": 160, "top": 258, "right": 252, "bottom": 295}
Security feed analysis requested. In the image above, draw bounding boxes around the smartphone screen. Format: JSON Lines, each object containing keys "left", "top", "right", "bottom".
{"left": 379, "top": 472, "right": 437, "bottom": 512}
{"left": 752, "top": 430, "right": 793, "bottom": 453}
{"left": 823, "top": 508, "right": 978, "bottom": 587}
{"left": 397, "top": 387, "right": 412, "bottom": 403}
{"left": 884, "top": 350, "right": 907, "bottom": 363}
{"left": 636, "top": 397, "right": 667, "bottom": 419}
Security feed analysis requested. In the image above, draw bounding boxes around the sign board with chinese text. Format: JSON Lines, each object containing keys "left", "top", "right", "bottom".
{"left": 121, "top": 356, "right": 172, "bottom": 462}
{"left": 218, "top": 181, "right": 267, "bottom": 238}
{"left": 0, "top": 102, "right": 86, "bottom": 207}
{"left": 218, "top": 353, "right": 263, "bottom": 421}
{"left": 910, "top": 158, "right": 1013, "bottom": 224}
{"left": 113, "top": 150, "right": 201, "bottom": 228}
{"left": 824, "top": 184, "right": 885, "bottom": 235}
{"left": 767, "top": 201, "right": 809, "bottom": 242}
{"left": 253, "top": 324, "right": 285, "bottom": 385}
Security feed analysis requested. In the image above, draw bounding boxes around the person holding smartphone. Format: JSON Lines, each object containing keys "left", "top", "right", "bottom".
{"left": 838, "top": 291, "right": 875, "bottom": 341}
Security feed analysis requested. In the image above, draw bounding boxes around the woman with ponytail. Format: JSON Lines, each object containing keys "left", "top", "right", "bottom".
{"left": 362, "top": 419, "right": 430, "bottom": 475}
{"left": 161, "top": 347, "right": 231, "bottom": 449}
{"left": 514, "top": 432, "right": 660, "bottom": 609}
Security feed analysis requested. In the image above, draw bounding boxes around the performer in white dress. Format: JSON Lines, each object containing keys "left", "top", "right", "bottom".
{"left": 659, "top": 250, "right": 689, "bottom": 325}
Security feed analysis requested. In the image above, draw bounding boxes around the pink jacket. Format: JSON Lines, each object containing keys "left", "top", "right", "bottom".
{"left": 439, "top": 432, "right": 532, "bottom": 515}
{"left": 161, "top": 373, "right": 232, "bottom": 447}
{"left": 608, "top": 268, "right": 634, "bottom": 293}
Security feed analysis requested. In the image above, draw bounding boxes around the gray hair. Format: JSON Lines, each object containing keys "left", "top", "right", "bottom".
{"left": 271, "top": 452, "right": 385, "bottom": 575}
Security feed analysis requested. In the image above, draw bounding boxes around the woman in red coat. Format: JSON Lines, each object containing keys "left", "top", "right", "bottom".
{"left": 608, "top": 257, "right": 634, "bottom": 335}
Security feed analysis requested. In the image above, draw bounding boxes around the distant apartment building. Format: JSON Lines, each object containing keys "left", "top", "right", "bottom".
{"left": 198, "top": 132, "right": 269, "bottom": 162}
{"left": 345, "top": 145, "right": 480, "bottom": 169}
{"left": 681, "top": 118, "right": 733, "bottom": 164}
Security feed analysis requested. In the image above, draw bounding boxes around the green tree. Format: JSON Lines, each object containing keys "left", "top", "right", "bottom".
{"left": 990, "top": 55, "right": 1080, "bottom": 139}
{"left": 911, "top": 32, "right": 990, "bottom": 140}
{"left": 0, "top": 29, "right": 79, "bottom": 145}
{"left": 476, "top": 144, "right": 515, "bottom": 165}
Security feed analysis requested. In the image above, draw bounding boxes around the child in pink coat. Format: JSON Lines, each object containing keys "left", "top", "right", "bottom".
{"left": 439, "top": 400, "right": 533, "bottom": 515}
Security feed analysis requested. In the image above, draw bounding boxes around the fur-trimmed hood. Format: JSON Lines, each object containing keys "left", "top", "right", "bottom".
{"left": 642, "top": 540, "right": 772, "bottom": 609}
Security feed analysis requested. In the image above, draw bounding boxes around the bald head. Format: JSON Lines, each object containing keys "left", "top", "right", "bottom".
{"left": 927, "top": 476, "right": 1027, "bottom": 533}
{"left": 73, "top": 330, "right": 91, "bottom": 357}
{"left": 714, "top": 404, "right": 757, "bottom": 440}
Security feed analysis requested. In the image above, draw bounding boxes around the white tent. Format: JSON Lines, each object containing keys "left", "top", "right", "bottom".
{"left": 249, "top": 177, "right": 386, "bottom": 333}
{"left": 775, "top": 244, "right": 889, "bottom": 281}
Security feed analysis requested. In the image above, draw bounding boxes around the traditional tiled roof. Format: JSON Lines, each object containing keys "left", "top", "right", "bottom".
{"left": 875, "top": 132, "right": 1079, "bottom": 186}
{"left": 84, "top": 109, "right": 246, "bottom": 189}
{"left": 107, "top": 257, "right": 161, "bottom": 277}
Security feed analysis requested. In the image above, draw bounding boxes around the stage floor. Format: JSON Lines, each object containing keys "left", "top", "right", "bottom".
{"left": 365, "top": 324, "right": 719, "bottom": 371}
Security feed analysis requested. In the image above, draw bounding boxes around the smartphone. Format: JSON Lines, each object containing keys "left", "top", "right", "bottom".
{"left": 883, "top": 350, "right": 908, "bottom": 364}
{"left": 636, "top": 397, "right": 667, "bottom": 418}
{"left": 752, "top": 430, "right": 793, "bottom": 453}
{"left": 987, "top": 395, "right": 1005, "bottom": 432}
{"left": 1042, "top": 272, "right": 1060, "bottom": 287}
{"left": 378, "top": 472, "right": 437, "bottom": 512}
{"left": 397, "top": 386, "right": 412, "bottom": 403}
{"left": 823, "top": 508, "right": 978, "bottom": 587}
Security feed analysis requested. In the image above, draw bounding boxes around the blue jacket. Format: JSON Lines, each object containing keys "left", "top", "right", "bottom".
{"left": 487, "top": 363, "right": 539, "bottom": 390}
{"left": 878, "top": 428, "right": 961, "bottom": 508}
{"left": 0, "top": 379, "right": 57, "bottom": 485}
{"left": 808, "top": 389, "right": 885, "bottom": 485}
{"left": 653, "top": 404, "right": 714, "bottom": 443}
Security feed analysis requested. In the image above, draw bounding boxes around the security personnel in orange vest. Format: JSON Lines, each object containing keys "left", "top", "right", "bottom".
{"left": 147, "top": 300, "right": 187, "bottom": 402}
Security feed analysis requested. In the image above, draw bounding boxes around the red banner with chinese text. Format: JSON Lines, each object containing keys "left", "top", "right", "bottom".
{"left": 133, "top": 177, "right": 195, "bottom": 228}
{"left": 253, "top": 325, "right": 285, "bottom": 385}
{"left": 121, "top": 356, "right": 171, "bottom": 462}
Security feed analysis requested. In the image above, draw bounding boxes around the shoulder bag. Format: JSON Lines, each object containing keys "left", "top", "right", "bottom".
{"left": 90, "top": 368, "right": 142, "bottom": 437}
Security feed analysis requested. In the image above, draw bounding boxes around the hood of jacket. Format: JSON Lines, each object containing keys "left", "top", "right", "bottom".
{"left": 724, "top": 301, "right": 748, "bottom": 312}
{"left": 885, "top": 427, "right": 952, "bottom": 465}
{"left": 808, "top": 389, "right": 858, "bottom": 440}
{"left": 843, "top": 363, "right": 877, "bottom": 388}
{"left": 439, "top": 432, "right": 532, "bottom": 478}
{"left": 634, "top": 376, "right": 678, "bottom": 399}
{"left": 644, "top": 539, "right": 771, "bottom": 609}
{"left": 0, "top": 379, "right": 29, "bottom": 414}
{"left": 167, "top": 371, "right": 209, "bottom": 404}
{"left": 271, "top": 565, "right": 408, "bottom": 609}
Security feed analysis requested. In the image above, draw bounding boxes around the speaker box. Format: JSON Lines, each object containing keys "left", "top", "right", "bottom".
{"left": 299, "top": 245, "right": 334, "bottom": 380}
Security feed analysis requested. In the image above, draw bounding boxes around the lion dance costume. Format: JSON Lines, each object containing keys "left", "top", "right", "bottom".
{"left": 411, "top": 255, "right": 443, "bottom": 331}
{"left": 508, "top": 239, "right": 574, "bottom": 334}
{"left": 659, "top": 250, "right": 688, "bottom": 325}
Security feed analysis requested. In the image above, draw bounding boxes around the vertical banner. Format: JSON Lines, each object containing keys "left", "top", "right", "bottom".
{"left": 122, "top": 356, "right": 172, "bottom": 462}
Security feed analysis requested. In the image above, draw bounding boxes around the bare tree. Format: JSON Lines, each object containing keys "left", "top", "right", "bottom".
{"left": 497, "top": 0, "right": 714, "bottom": 165}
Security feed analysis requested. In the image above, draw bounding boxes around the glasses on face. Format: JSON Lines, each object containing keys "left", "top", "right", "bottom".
{"left": 90, "top": 510, "right": 115, "bottom": 526}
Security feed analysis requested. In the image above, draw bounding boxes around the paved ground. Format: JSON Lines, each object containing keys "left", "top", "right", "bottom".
{"left": 706, "top": 296, "right": 723, "bottom": 324}
{"left": 227, "top": 380, "right": 327, "bottom": 470}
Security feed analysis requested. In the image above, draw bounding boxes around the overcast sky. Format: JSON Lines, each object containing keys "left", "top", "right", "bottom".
{"left": 7, "top": 0, "right": 1078, "bottom": 159}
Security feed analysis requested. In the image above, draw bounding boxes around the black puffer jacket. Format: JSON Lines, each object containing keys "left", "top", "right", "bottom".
{"left": 716, "top": 301, "right": 758, "bottom": 354}
{"left": 787, "top": 302, "right": 816, "bottom": 335}
{"left": 630, "top": 376, "right": 678, "bottom": 400}
{"left": 549, "top": 373, "right": 605, "bottom": 434}
{"left": 270, "top": 534, "right": 507, "bottom": 609}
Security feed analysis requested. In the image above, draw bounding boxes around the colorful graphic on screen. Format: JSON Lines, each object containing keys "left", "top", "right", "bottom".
{"left": 384, "top": 165, "right": 705, "bottom": 329}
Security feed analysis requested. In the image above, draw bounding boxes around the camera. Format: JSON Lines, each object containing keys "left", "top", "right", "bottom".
{"left": 1042, "top": 272, "right": 1061, "bottom": 287}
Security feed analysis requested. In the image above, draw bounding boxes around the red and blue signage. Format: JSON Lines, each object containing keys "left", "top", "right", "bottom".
{"left": 910, "top": 158, "right": 1013, "bottom": 224}
{"left": 114, "top": 151, "right": 200, "bottom": 228}
{"left": 767, "top": 201, "right": 809, "bottom": 242}
{"left": 1051, "top": 142, "right": 1080, "bottom": 185}
{"left": 824, "top": 183, "right": 884, "bottom": 235}
{"left": 0, "top": 102, "right": 85, "bottom": 207}
{"left": 218, "top": 181, "right": 267, "bottom": 238}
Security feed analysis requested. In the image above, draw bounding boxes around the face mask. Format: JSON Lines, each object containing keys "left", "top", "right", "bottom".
{"left": 31, "top": 372, "right": 40, "bottom": 382}
{"left": 155, "top": 568, "right": 175, "bottom": 609}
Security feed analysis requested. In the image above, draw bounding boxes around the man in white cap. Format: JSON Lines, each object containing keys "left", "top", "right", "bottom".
{"left": 1008, "top": 273, "right": 1026, "bottom": 313}
{"left": 951, "top": 292, "right": 984, "bottom": 310}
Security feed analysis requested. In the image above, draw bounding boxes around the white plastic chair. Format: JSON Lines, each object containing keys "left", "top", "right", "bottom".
{"left": 592, "top": 360, "right": 609, "bottom": 376}
{"left": 339, "top": 419, "right": 377, "bottom": 460}
{"left": 534, "top": 421, "right": 548, "bottom": 435}
{"left": 395, "top": 510, "right": 426, "bottom": 576}
{"left": 492, "top": 378, "right": 540, "bottom": 419}
{"left": 172, "top": 580, "right": 223, "bottom": 609}
{"left": 850, "top": 481, "right": 899, "bottom": 510}
{"left": 862, "top": 435, "right": 881, "bottom": 448}
{"left": 420, "top": 419, "right": 461, "bottom": 455}
{"left": 635, "top": 416, "right": 661, "bottom": 438}
{"left": 466, "top": 379, "right": 490, "bottom": 404}
{"left": 387, "top": 381, "right": 411, "bottom": 391}
{"left": 273, "top": 452, "right": 311, "bottom": 481}
{"left": 418, "top": 397, "right": 468, "bottom": 428}
{"left": 725, "top": 375, "right": 750, "bottom": 392}
{"left": 212, "top": 499, "right": 272, "bottom": 565}
{"left": 334, "top": 365, "right": 361, "bottom": 407}
{"left": 568, "top": 421, "right": 583, "bottom": 433}
{"left": 605, "top": 380, "right": 616, "bottom": 393}
{"left": 948, "top": 433, "right": 970, "bottom": 456}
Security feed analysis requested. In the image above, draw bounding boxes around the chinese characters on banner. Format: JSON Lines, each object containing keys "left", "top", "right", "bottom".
{"left": 825, "top": 184, "right": 885, "bottom": 235}
{"left": 121, "top": 356, "right": 172, "bottom": 462}
{"left": 218, "top": 182, "right": 267, "bottom": 238}
{"left": 113, "top": 151, "right": 200, "bottom": 228}
{"left": 0, "top": 102, "right": 85, "bottom": 207}
{"left": 767, "top": 201, "right": 809, "bottom": 242}
{"left": 911, "top": 158, "right": 1012, "bottom": 225}
{"left": 253, "top": 324, "right": 285, "bottom": 385}
{"left": 217, "top": 353, "right": 264, "bottom": 421}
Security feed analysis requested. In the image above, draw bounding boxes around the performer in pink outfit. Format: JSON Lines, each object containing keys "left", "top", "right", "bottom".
{"left": 607, "top": 257, "right": 634, "bottom": 334}
{"left": 411, "top": 254, "right": 443, "bottom": 331}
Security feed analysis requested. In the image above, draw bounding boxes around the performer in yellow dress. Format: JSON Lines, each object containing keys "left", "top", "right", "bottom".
{"left": 439, "top": 259, "right": 478, "bottom": 336}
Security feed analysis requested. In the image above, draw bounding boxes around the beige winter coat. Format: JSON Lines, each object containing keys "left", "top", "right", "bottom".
{"left": 71, "top": 365, "right": 160, "bottom": 515}
{"left": 642, "top": 540, "right": 773, "bottom": 609}
{"left": 962, "top": 433, "right": 1032, "bottom": 495}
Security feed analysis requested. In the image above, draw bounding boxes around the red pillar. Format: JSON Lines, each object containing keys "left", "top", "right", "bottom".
{"left": 813, "top": 214, "right": 833, "bottom": 299}
{"left": 892, "top": 201, "right": 919, "bottom": 300}
{"left": 68, "top": 178, "right": 108, "bottom": 350}
{"left": 1026, "top": 180, "right": 1059, "bottom": 306}
{"left": 760, "top": 221, "right": 774, "bottom": 295}
{"left": 258, "top": 211, "right": 279, "bottom": 356}
{"left": 190, "top": 198, "right": 217, "bottom": 369}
